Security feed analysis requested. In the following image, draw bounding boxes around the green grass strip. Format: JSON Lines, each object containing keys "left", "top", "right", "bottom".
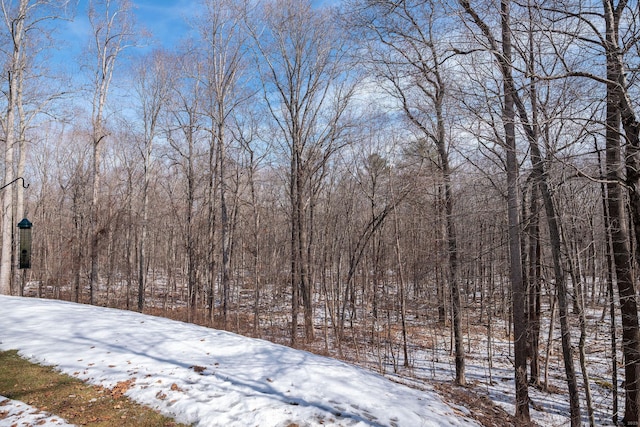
{"left": 0, "top": 350, "right": 189, "bottom": 426}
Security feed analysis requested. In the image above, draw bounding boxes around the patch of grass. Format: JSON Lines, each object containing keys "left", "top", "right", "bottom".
{"left": 0, "top": 350, "right": 189, "bottom": 426}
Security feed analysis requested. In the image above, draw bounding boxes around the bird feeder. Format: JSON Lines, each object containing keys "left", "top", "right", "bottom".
{"left": 17, "top": 218, "right": 32, "bottom": 269}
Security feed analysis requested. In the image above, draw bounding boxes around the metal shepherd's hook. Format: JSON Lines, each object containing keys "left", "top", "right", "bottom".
{"left": 0, "top": 177, "right": 29, "bottom": 191}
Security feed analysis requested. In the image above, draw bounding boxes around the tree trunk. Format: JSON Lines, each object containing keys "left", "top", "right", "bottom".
{"left": 0, "top": 101, "right": 16, "bottom": 296}
{"left": 89, "top": 136, "right": 103, "bottom": 306}
{"left": 526, "top": 184, "right": 541, "bottom": 387}
{"left": 441, "top": 150, "right": 464, "bottom": 385}
{"left": 500, "top": 0, "right": 530, "bottom": 420}
{"left": 0, "top": 0, "right": 29, "bottom": 295}
{"left": 600, "top": 140, "right": 619, "bottom": 424}
{"left": 219, "top": 122, "right": 231, "bottom": 327}
{"left": 290, "top": 149, "right": 300, "bottom": 346}
{"left": 303, "top": 194, "right": 315, "bottom": 342}
{"left": 507, "top": 8, "right": 582, "bottom": 419}
{"left": 603, "top": 2, "right": 640, "bottom": 423}
{"left": 87, "top": 0, "right": 134, "bottom": 306}
{"left": 566, "top": 227, "right": 595, "bottom": 426}
{"left": 458, "top": 0, "right": 530, "bottom": 416}
{"left": 544, "top": 291, "right": 557, "bottom": 392}
{"left": 138, "top": 156, "right": 149, "bottom": 312}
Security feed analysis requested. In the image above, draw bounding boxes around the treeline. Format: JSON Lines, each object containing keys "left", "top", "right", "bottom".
{"left": 0, "top": 0, "right": 638, "bottom": 424}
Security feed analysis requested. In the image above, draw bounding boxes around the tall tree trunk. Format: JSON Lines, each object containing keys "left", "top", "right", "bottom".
{"left": 89, "top": 135, "right": 103, "bottom": 305}
{"left": 600, "top": 140, "right": 619, "bottom": 425}
{"left": 458, "top": 0, "right": 530, "bottom": 416}
{"left": 606, "top": 102, "right": 640, "bottom": 427}
{"left": 219, "top": 122, "right": 231, "bottom": 327}
{"left": 207, "top": 133, "right": 218, "bottom": 323}
{"left": 391, "top": 201, "right": 409, "bottom": 368}
{"left": 134, "top": 50, "right": 169, "bottom": 313}
{"left": 297, "top": 156, "right": 312, "bottom": 342}
{"left": 138, "top": 155, "right": 149, "bottom": 312}
{"left": 527, "top": 184, "right": 541, "bottom": 387}
{"left": 0, "top": 99, "right": 16, "bottom": 296}
{"left": 247, "top": 149, "right": 260, "bottom": 334}
{"left": 565, "top": 223, "right": 595, "bottom": 426}
{"left": 14, "top": 65, "right": 27, "bottom": 295}
{"left": 603, "top": 2, "right": 640, "bottom": 423}
{"left": 0, "top": 0, "right": 29, "bottom": 295}
{"left": 509, "top": 6, "right": 582, "bottom": 419}
{"left": 440, "top": 141, "right": 464, "bottom": 385}
{"left": 290, "top": 148, "right": 300, "bottom": 346}
{"left": 187, "top": 135, "right": 197, "bottom": 321}
{"left": 303, "top": 192, "right": 315, "bottom": 342}
{"left": 500, "top": 0, "right": 530, "bottom": 420}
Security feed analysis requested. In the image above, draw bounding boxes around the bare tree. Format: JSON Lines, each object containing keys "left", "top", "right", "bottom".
{"left": 536, "top": 0, "right": 640, "bottom": 421}
{"left": 132, "top": 49, "right": 172, "bottom": 312}
{"left": 347, "top": 0, "right": 466, "bottom": 386}
{"left": 603, "top": 3, "right": 640, "bottom": 421}
{"left": 86, "top": 0, "right": 135, "bottom": 305}
{"left": 198, "top": 0, "right": 250, "bottom": 327}
{"left": 511, "top": 5, "right": 582, "bottom": 423}
{"left": 457, "top": 0, "right": 532, "bottom": 420}
{"left": 0, "top": 0, "right": 72, "bottom": 295}
{"left": 247, "top": 0, "right": 353, "bottom": 345}
{"left": 162, "top": 48, "right": 206, "bottom": 322}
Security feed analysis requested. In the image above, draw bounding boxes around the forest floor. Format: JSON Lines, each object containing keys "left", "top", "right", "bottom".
{"left": 431, "top": 382, "right": 517, "bottom": 427}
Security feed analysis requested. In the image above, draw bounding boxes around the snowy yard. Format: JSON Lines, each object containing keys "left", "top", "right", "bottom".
{"left": 0, "top": 296, "right": 481, "bottom": 426}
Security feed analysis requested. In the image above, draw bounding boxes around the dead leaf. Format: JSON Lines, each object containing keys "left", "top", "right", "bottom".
{"left": 111, "top": 379, "right": 135, "bottom": 399}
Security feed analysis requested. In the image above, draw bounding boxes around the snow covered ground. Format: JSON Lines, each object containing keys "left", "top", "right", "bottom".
{"left": 0, "top": 396, "right": 74, "bottom": 426}
{"left": 0, "top": 295, "right": 481, "bottom": 426}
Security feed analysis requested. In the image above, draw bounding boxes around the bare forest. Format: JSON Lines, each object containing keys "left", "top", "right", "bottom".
{"left": 1, "top": 0, "right": 639, "bottom": 425}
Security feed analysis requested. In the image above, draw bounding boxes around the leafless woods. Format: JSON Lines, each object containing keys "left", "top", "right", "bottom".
{"left": 0, "top": 0, "right": 639, "bottom": 424}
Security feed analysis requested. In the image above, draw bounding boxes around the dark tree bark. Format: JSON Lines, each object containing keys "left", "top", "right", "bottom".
{"left": 526, "top": 184, "right": 541, "bottom": 387}
{"left": 602, "top": 1, "right": 640, "bottom": 424}
{"left": 599, "top": 140, "right": 619, "bottom": 425}
{"left": 500, "top": 1, "right": 529, "bottom": 419}
{"left": 604, "top": 32, "right": 640, "bottom": 427}
{"left": 458, "top": 0, "right": 530, "bottom": 419}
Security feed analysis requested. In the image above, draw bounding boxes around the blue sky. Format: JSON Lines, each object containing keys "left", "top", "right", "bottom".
{"left": 49, "top": 0, "right": 340, "bottom": 78}
{"left": 132, "top": 0, "right": 338, "bottom": 48}
{"left": 62, "top": 0, "right": 197, "bottom": 50}
{"left": 131, "top": 0, "right": 199, "bottom": 48}
{"left": 52, "top": 0, "right": 197, "bottom": 75}
{"left": 58, "top": 0, "right": 339, "bottom": 57}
